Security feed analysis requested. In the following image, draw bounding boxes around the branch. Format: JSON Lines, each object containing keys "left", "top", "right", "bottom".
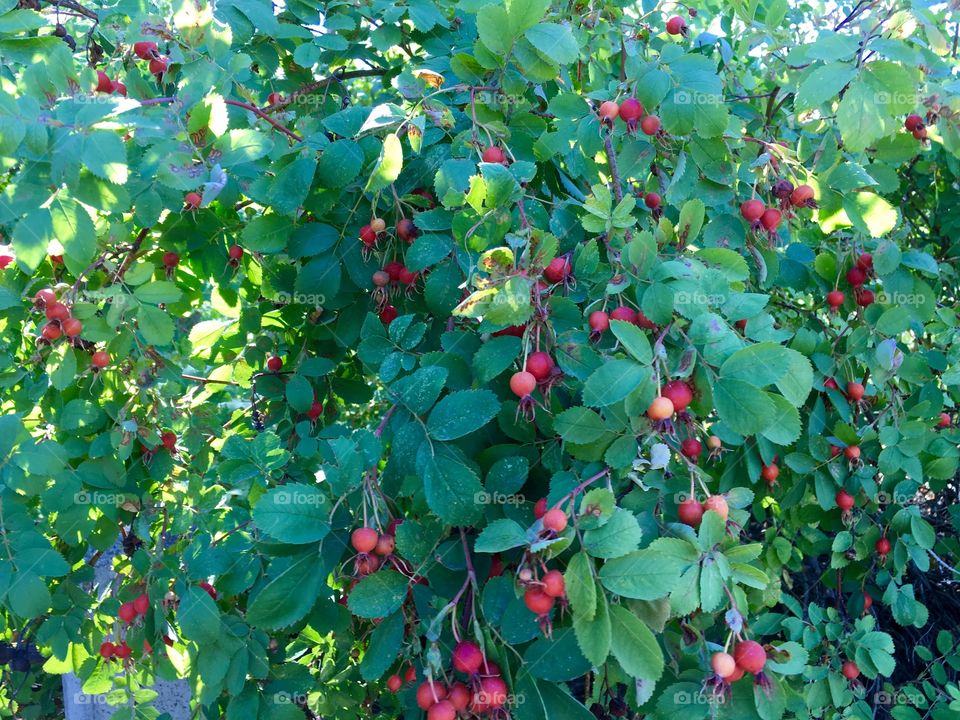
{"left": 264, "top": 68, "right": 387, "bottom": 114}
{"left": 114, "top": 227, "right": 149, "bottom": 281}
{"left": 41, "top": 0, "right": 97, "bottom": 20}
{"left": 222, "top": 99, "right": 303, "bottom": 142}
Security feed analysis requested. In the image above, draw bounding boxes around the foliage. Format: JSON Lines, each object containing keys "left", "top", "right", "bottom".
{"left": 0, "top": 0, "right": 958, "bottom": 718}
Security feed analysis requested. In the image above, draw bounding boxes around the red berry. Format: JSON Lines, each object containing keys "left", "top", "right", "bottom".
{"left": 740, "top": 199, "right": 765, "bottom": 222}
{"left": 761, "top": 464, "right": 779, "bottom": 483}
{"left": 355, "top": 554, "right": 380, "bottom": 575}
{"left": 856, "top": 253, "right": 873, "bottom": 272}
{"left": 824, "top": 377, "right": 839, "bottom": 390}
{"left": 118, "top": 602, "right": 137, "bottom": 623}
{"left": 41, "top": 323, "right": 62, "bottom": 341}
{"left": 91, "top": 351, "right": 110, "bottom": 369}
{"left": 904, "top": 114, "right": 924, "bottom": 131}
{"left": 266, "top": 355, "right": 283, "bottom": 372}
{"left": 386, "top": 674, "right": 402, "bottom": 692}
{"left": 475, "top": 676, "right": 508, "bottom": 710}
{"left": 398, "top": 267, "right": 417, "bottom": 286}
{"left": 133, "top": 594, "right": 150, "bottom": 615}
{"left": 452, "top": 640, "right": 484, "bottom": 674}
{"left": 842, "top": 661, "right": 860, "bottom": 680}
{"left": 228, "top": 244, "right": 243, "bottom": 260}
{"left": 372, "top": 270, "right": 390, "bottom": 287}
{"left": 133, "top": 41, "right": 158, "bottom": 60}
{"left": 184, "top": 192, "right": 201, "bottom": 209}
{"left": 542, "top": 508, "right": 567, "bottom": 532}
{"left": 790, "top": 184, "right": 815, "bottom": 206}
{"left": 760, "top": 208, "right": 782, "bottom": 231}
{"left": 112, "top": 82, "right": 127, "bottom": 97}
{"left": 661, "top": 380, "right": 694, "bottom": 412}
{"left": 913, "top": 127, "right": 927, "bottom": 140}
{"left": 681, "top": 438, "right": 702, "bottom": 459}
{"left": 666, "top": 15, "right": 686, "bottom": 35}
{"left": 379, "top": 305, "right": 398, "bottom": 325}
{"left": 703, "top": 495, "right": 729, "bottom": 521}
{"left": 836, "top": 489, "right": 855, "bottom": 511}
{"left": 114, "top": 642, "right": 132, "bottom": 659}
{"left": 618, "top": 98, "right": 643, "bottom": 122}
{"left": 711, "top": 651, "right": 737, "bottom": 678}
{"left": 647, "top": 396, "right": 675, "bottom": 420}
{"left": 533, "top": 497, "right": 547, "bottom": 519}
{"left": 149, "top": 57, "right": 168, "bottom": 76}
{"left": 856, "top": 289, "right": 874, "bottom": 307}
{"left": 510, "top": 371, "right": 537, "bottom": 398}
{"left": 307, "top": 401, "right": 324, "bottom": 420}
{"left": 416, "top": 681, "right": 447, "bottom": 710}
{"left": 938, "top": 412, "right": 951, "bottom": 428}
{"left": 161, "top": 431, "right": 177, "bottom": 450}
{"left": 543, "top": 256, "right": 571, "bottom": 283}
{"left": 62, "top": 318, "right": 83, "bottom": 337}
{"left": 542, "top": 569, "right": 565, "bottom": 597}
{"left": 359, "top": 224, "right": 377, "bottom": 246}
{"left": 846, "top": 382, "right": 864, "bottom": 401}
{"left": 397, "top": 218, "right": 419, "bottom": 243}
{"left": 95, "top": 70, "right": 113, "bottom": 93}
{"left": 640, "top": 115, "right": 661, "bottom": 135}
{"left": 34, "top": 289, "right": 56, "bottom": 306}
{"left": 733, "top": 640, "right": 766, "bottom": 674}
{"left": 644, "top": 192, "right": 661, "bottom": 209}
{"left": 725, "top": 666, "right": 745, "bottom": 682}
{"left": 588, "top": 310, "right": 609, "bottom": 333}
{"left": 99, "top": 641, "right": 116, "bottom": 659}
{"left": 827, "top": 290, "right": 845, "bottom": 308}
{"left": 678, "top": 498, "right": 704, "bottom": 528}
{"left": 844, "top": 445, "right": 860, "bottom": 461}
{"left": 523, "top": 587, "right": 555, "bottom": 615}
{"left": 427, "top": 700, "right": 456, "bottom": 720}
{"left": 610, "top": 305, "right": 637, "bottom": 324}
{"left": 482, "top": 146, "right": 506, "bottom": 164}
{"left": 448, "top": 682, "right": 471, "bottom": 711}
{"left": 875, "top": 537, "right": 891, "bottom": 555}
{"left": 351, "top": 527, "right": 379, "bottom": 553}
{"left": 46, "top": 302, "right": 70, "bottom": 321}
{"left": 405, "top": 666, "right": 417, "bottom": 683}
{"left": 846, "top": 267, "right": 866, "bottom": 287}
{"left": 267, "top": 91, "right": 282, "bottom": 105}
{"left": 598, "top": 101, "right": 619, "bottom": 122}
{"left": 163, "top": 251, "right": 180, "bottom": 267}
{"left": 863, "top": 593, "right": 873, "bottom": 611}
{"left": 525, "top": 351, "right": 554, "bottom": 381}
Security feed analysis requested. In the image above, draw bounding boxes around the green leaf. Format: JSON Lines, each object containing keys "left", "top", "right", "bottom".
{"left": 178, "top": 586, "right": 222, "bottom": 643}
{"left": 473, "top": 336, "right": 522, "bottom": 384}
{"left": 427, "top": 389, "right": 500, "bottom": 440}
{"left": 134, "top": 281, "right": 183, "bottom": 304}
{"left": 475, "top": 519, "right": 528, "bottom": 553}
{"left": 347, "top": 570, "right": 408, "bottom": 619}
{"left": 582, "top": 508, "right": 642, "bottom": 559}
{"left": 554, "top": 407, "right": 608, "bottom": 444}
{"left": 795, "top": 62, "right": 857, "bottom": 111}
{"left": 836, "top": 80, "right": 887, "bottom": 152}
{"left": 608, "top": 604, "right": 664, "bottom": 681}
{"left": 81, "top": 130, "right": 128, "bottom": 184}
{"left": 358, "top": 611, "right": 404, "bottom": 681}
{"left": 365, "top": 133, "right": 403, "bottom": 192}
{"left": 420, "top": 444, "right": 484, "bottom": 525}
{"left": 525, "top": 23, "right": 578, "bottom": 64}
{"left": 609, "top": 320, "right": 652, "bottom": 364}
{"left": 246, "top": 554, "right": 323, "bottom": 630}
{"left": 713, "top": 378, "right": 777, "bottom": 436}
{"left": 573, "top": 588, "right": 610, "bottom": 666}
{"left": 138, "top": 305, "right": 175, "bottom": 345}
{"left": 214, "top": 129, "right": 272, "bottom": 165}
{"left": 582, "top": 360, "right": 649, "bottom": 407}
{"left": 564, "top": 551, "right": 597, "bottom": 620}
{"left": 843, "top": 192, "right": 898, "bottom": 237}
{"left": 522, "top": 628, "right": 592, "bottom": 681}
{"left": 252, "top": 484, "right": 331, "bottom": 544}
{"left": 599, "top": 542, "right": 692, "bottom": 600}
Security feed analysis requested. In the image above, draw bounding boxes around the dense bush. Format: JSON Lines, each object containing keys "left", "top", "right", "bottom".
{"left": 0, "top": 0, "right": 959, "bottom": 718}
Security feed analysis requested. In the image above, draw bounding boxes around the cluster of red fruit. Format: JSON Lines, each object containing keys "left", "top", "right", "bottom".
{"left": 361, "top": 216, "right": 421, "bottom": 250}
{"left": 710, "top": 640, "right": 766, "bottom": 684}
{"left": 741, "top": 181, "right": 817, "bottom": 237}
{"left": 834, "top": 252, "right": 876, "bottom": 308}
{"left": 520, "top": 500, "right": 569, "bottom": 616}
{"left": 677, "top": 493, "right": 728, "bottom": 528}
{"left": 904, "top": 114, "right": 929, "bottom": 141}
{"left": 585, "top": 303, "right": 657, "bottom": 341}
{"left": 646, "top": 377, "right": 696, "bottom": 422}
{"left": 33, "top": 289, "right": 110, "bottom": 368}
{"left": 350, "top": 526, "right": 397, "bottom": 576}
{"left": 597, "top": 98, "right": 660, "bottom": 136}
{"left": 99, "top": 592, "right": 150, "bottom": 661}
{"left": 410, "top": 641, "right": 509, "bottom": 719}
{"left": 133, "top": 40, "right": 170, "bottom": 80}
{"left": 95, "top": 70, "right": 126, "bottom": 97}
{"left": 358, "top": 211, "right": 427, "bottom": 326}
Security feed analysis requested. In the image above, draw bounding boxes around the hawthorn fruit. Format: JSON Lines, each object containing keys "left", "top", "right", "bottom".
{"left": 678, "top": 498, "right": 704, "bottom": 527}
{"left": 482, "top": 146, "right": 506, "bottom": 164}
{"left": 846, "top": 267, "right": 866, "bottom": 287}
{"left": 525, "top": 351, "right": 554, "bottom": 380}
{"left": 609, "top": 305, "right": 637, "bottom": 324}
{"left": 703, "top": 495, "right": 729, "bottom": 521}
{"left": 510, "top": 371, "right": 537, "bottom": 398}
{"left": 734, "top": 640, "right": 766, "bottom": 674}
{"left": 760, "top": 208, "right": 782, "bottom": 231}
{"left": 228, "top": 244, "right": 244, "bottom": 260}
{"left": 844, "top": 445, "right": 860, "bottom": 460}
{"left": 427, "top": 700, "right": 456, "bottom": 720}
{"left": 740, "top": 199, "right": 765, "bottom": 222}
{"left": 359, "top": 224, "right": 377, "bottom": 246}
{"left": 588, "top": 310, "right": 609, "bottom": 333}
{"left": 842, "top": 661, "right": 860, "bottom": 680}
{"left": 163, "top": 252, "right": 180, "bottom": 267}
{"left": 416, "top": 681, "right": 447, "bottom": 710}
{"left": 598, "top": 100, "right": 619, "bottom": 124}
{"left": 790, "top": 184, "right": 815, "bottom": 206}
{"left": 644, "top": 192, "right": 661, "bottom": 209}
{"left": 711, "top": 651, "right": 737, "bottom": 678}
{"left": 827, "top": 290, "right": 845, "bottom": 308}
{"left": 640, "top": 115, "right": 661, "bottom": 135}
{"left": 447, "top": 682, "right": 471, "bottom": 711}
{"left": 91, "top": 351, "right": 110, "bottom": 369}
{"left": 681, "top": 438, "right": 702, "bottom": 459}
{"left": 543, "top": 256, "right": 571, "bottom": 283}
{"left": 661, "top": 380, "right": 694, "bottom": 412}
{"left": 846, "top": 382, "right": 865, "bottom": 401}
{"left": 133, "top": 41, "right": 158, "bottom": 60}
{"left": 666, "top": 15, "right": 687, "bottom": 35}
{"left": 386, "top": 674, "right": 402, "bottom": 692}
{"left": 118, "top": 602, "right": 137, "bottom": 623}
{"left": 41, "top": 323, "right": 62, "bottom": 341}
{"left": 114, "top": 642, "right": 132, "bottom": 659}
{"left": 99, "top": 641, "right": 116, "bottom": 659}
{"left": 370, "top": 217, "right": 386, "bottom": 234}
{"left": 133, "top": 594, "right": 150, "bottom": 615}
{"left": 523, "top": 587, "right": 555, "bottom": 615}
{"left": 453, "top": 640, "right": 484, "bottom": 674}
{"left": 380, "top": 305, "right": 398, "bottom": 325}
{"left": 396, "top": 218, "right": 419, "bottom": 242}
{"left": 351, "top": 527, "right": 378, "bottom": 553}
{"left": 542, "top": 508, "right": 568, "bottom": 532}
{"left": 647, "top": 396, "right": 675, "bottom": 420}
{"left": 904, "top": 114, "right": 924, "bottom": 131}
{"left": 836, "top": 489, "right": 855, "bottom": 512}
{"left": 184, "top": 192, "right": 201, "bottom": 210}
{"left": 266, "top": 355, "right": 283, "bottom": 372}
{"left": 618, "top": 98, "right": 643, "bottom": 131}
{"left": 542, "top": 569, "right": 565, "bottom": 597}
{"left": 875, "top": 537, "right": 891, "bottom": 555}
{"left": 374, "top": 533, "right": 395, "bottom": 556}
{"left": 761, "top": 464, "right": 779, "bottom": 483}
{"left": 95, "top": 70, "right": 113, "bottom": 93}
{"left": 533, "top": 497, "right": 547, "bottom": 519}
{"left": 62, "top": 318, "right": 82, "bottom": 337}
